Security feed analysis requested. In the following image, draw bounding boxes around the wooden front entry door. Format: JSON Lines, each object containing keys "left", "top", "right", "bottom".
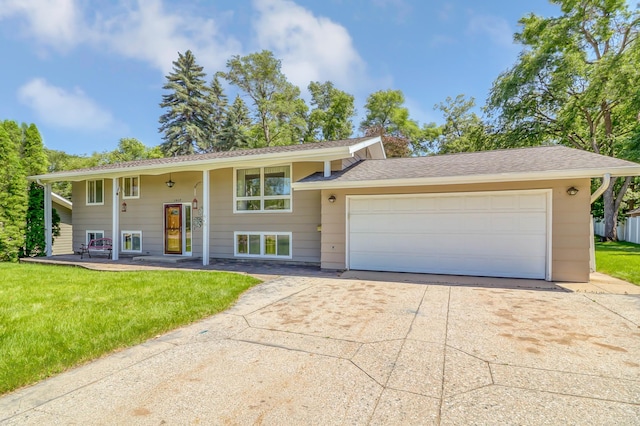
{"left": 165, "top": 204, "right": 182, "bottom": 254}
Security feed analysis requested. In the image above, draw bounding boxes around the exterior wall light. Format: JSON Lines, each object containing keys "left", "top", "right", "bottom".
{"left": 328, "top": 195, "right": 336, "bottom": 203}
{"left": 165, "top": 174, "right": 175, "bottom": 188}
{"left": 192, "top": 198, "right": 198, "bottom": 210}
{"left": 567, "top": 187, "right": 579, "bottom": 196}
{"left": 121, "top": 202, "right": 127, "bottom": 212}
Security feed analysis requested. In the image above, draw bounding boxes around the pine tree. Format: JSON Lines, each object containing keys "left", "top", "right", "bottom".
{"left": 203, "top": 76, "right": 229, "bottom": 152}
{"left": 218, "top": 96, "right": 252, "bottom": 150}
{"left": 0, "top": 123, "right": 27, "bottom": 261}
{"left": 22, "top": 124, "right": 51, "bottom": 257}
{"left": 158, "top": 50, "right": 211, "bottom": 156}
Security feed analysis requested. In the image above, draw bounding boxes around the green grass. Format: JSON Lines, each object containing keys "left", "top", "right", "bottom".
{"left": 595, "top": 240, "right": 640, "bottom": 285}
{"left": 0, "top": 263, "right": 260, "bottom": 395}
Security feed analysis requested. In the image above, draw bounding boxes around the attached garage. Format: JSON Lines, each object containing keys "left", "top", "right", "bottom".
{"left": 347, "top": 190, "right": 550, "bottom": 279}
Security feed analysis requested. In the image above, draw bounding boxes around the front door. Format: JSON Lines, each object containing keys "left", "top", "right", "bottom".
{"left": 164, "top": 204, "right": 182, "bottom": 254}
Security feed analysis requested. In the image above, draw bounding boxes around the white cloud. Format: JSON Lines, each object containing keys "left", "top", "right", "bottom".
{"left": 92, "top": 0, "right": 241, "bottom": 74}
{"left": 0, "top": 0, "right": 79, "bottom": 49}
{"left": 0, "top": 0, "right": 241, "bottom": 74}
{"left": 17, "top": 78, "right": 117, "bottom": 131}
{"left": 252, "top": 0, "right": 367, "bottom": 91}
{"left": 467, "top": 14, "right": 515, "bottom": 47}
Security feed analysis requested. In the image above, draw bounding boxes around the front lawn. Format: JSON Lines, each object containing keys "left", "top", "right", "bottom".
{"left": 0, "top": 263, "right": 260, "bottom": 395}
{"left": 595, "top": 240, "right": 640, "bottom": 285}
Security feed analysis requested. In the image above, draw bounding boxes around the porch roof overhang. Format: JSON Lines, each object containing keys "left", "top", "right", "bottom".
{"left": 29, "top": 136, "right": 384, "bottom": 183}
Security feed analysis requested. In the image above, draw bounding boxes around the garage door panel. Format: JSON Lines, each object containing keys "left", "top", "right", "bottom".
{"left": 464, "top": 196, "right": 492, "bottom": 210}
{"left": 518, "top": 193, "right": 548, "bottom": 209}
{"left": 348, "top": 191, "right": 548, "bottom": 279}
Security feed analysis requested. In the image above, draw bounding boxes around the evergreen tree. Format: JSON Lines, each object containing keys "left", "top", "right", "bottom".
{"left": 21, "top": 124, "right": 51, "bottom": 257}
{"left": 24, "top": 182, "right": 46, "bottom": 257}
{"left": 22, "top": 124, "right": 48, "bottom": 175}
{"left": 218, "top": 96, "right": 252, "bottom": 150}
{"left": 159, "top": 50, "right": 211, "bottom": 156}
{"left": 0, "top": 123, "right": 27, "bottom": 261}
{"left": 203, "top": 76, "right": 229, "bottom": 152}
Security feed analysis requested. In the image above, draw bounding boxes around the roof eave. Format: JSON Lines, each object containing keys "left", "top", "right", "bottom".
{"left": 51, "top": 192, "right": 72, "bottom": 209}
{"left": 292, "top": 166, "right": 640, "bottom": 191}
{"left": 29, "top": 143, "right": 373, "bottom": 183}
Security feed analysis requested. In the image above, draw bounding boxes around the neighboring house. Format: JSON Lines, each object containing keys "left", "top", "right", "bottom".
{"left": 51, "top": 193, "right": 73, "bottom": 255}
{"left": 29, "top": 137, "right": 640, "bottom": 282}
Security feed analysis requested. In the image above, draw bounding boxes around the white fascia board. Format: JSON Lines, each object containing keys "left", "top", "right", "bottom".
{"left": 292, "top": 166, "right": 640, "bottom": 191}
{"left": 51, "top": 192, "right": 72, "bottom": 209}
{"left": 28, "top": 145, "right": 358, "bottom": 183}
{"left": 348, "top": 136, "right": 383, "bottom": 155}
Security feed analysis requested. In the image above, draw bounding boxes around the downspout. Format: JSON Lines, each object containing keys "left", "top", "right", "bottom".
{"left": 590, "top": 173, "right": 611, "bottom": 204}
{"left": 589, "top": 173, "right": 611, "bottom": 272}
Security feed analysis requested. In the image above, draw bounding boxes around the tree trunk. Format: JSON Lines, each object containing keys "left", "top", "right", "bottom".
{"left": 603, "top": 182, "right": 617, "bottom": 240}
{"left": 602, "top": 176, "right": 632, "bottom": 241}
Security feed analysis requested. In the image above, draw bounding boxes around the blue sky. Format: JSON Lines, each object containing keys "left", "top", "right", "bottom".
{"left": 0, "top": 0, "right": 561, "bottom": 155}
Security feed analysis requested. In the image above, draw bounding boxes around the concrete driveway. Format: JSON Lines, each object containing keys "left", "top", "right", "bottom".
{"left": 1, "top": 274, "right": 639, "bottom": 425}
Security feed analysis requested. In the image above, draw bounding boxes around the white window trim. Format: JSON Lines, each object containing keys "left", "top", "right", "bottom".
{"left": 233, "top": 165, "right": 292, "bottom": 213}
{"left": 122, "top": 176, "right": 140, "bottom": 199}
{"left": 234, "top": 231, "right": 293, "bottom": 259}
{"left": 121, "top": 230, "right": 142, "bottom": 253}
{"left": 86, "top": 179, "right": 104, "bottom": 206}
{"left": 86, "top": 230, "right": 104, "bottom": 245}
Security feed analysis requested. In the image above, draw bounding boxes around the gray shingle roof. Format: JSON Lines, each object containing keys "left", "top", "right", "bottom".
{"left": 38, "top": 136, "right": 375, "bottom": 177}
{"left": 297, "top": 146, "right": 640, "bottom": 185}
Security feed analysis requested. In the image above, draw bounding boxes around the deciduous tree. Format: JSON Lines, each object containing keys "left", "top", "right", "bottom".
{"left": 307, "top": 81, "right": 355, "bottom": 141}
{"left": 219, "top": 50, "right": 308, "bottom": 147}
{"left": 431, "top": 95, "right": 493, "bottom": 154}
{"left": 488, "top": 0, "right": 640, "bottom": 240}
{"left": 360, "top": 89, "right": 432, "bottom": 157}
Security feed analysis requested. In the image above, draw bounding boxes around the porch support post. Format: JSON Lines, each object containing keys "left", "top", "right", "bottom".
{"left": 44, "top": 183, "right": 53, "bottom": 257}
{"left": 324, "top": 160, "right": 331, "bottom": 177}
{"left": 202, "top": 170, "right": 210, "bottom": 266}
{"left": 111, "top": 178, "right": 119, "bottom": 260}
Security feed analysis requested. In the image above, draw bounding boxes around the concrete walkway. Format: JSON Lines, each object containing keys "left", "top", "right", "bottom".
{"left": 1, "top": 272, "right": 639, "bottom": 425}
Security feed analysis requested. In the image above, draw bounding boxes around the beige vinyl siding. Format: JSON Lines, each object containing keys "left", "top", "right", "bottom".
{"left": 52, "top": 202, "right": 73, "bottom": 254}
{"left": 72, "top": 172, "right": 205, "bottom": 256}
{"left": 119, "top": 172, "right": 203, "bottom": 256}
{"left": 72, "top": 179, "right": 114, "bottom": 249}
{"left": 320, "top": 178, "right": 591, "bottom": 282}
{"left": 210, "top": 162, "right": 323, "bottom": 263}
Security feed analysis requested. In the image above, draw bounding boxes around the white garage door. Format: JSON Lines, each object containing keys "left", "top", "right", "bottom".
{"left": 348, "top": 191, "right": 549, "bottom": 279}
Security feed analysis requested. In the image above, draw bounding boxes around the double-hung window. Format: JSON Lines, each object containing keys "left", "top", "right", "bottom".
{"left": 235, "top": 166, "right": 291, "bottom": 212}
{"left": 86, "top": 179, "right": 104, "bottom": 205}
{"left": 122, "top": 176, "right": 140, "bottom": 199}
